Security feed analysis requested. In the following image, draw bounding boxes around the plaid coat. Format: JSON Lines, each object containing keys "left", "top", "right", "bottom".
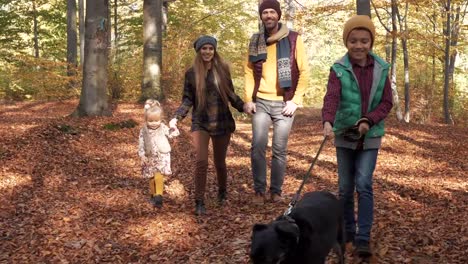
{"left": 174, "top": 68, "right": 244, "bottom": 136}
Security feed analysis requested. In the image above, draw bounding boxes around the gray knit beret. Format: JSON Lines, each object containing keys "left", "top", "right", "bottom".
{"left": 193, "top": 35, "right": 217, "bottom": 52}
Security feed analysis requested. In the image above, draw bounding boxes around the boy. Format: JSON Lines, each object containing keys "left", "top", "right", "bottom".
{"left": 321, "top": 15, "right": 393, "bottom": 257}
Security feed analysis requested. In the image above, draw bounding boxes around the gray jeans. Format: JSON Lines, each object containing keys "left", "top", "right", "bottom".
{"left": 251, "top": 98, "right": 294, "bottom": 195}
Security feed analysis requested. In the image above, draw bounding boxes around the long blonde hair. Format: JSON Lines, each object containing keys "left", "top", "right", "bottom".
{"left": 193, "top": 52, "right": 232, "bottom": 110}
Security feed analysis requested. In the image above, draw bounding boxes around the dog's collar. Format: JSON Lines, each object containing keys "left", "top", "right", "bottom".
{"left": 279, "top": 215, "right": 300, "bottom": 247}
{"left": 282, "top": 215, "right": 296, "bottom": 224}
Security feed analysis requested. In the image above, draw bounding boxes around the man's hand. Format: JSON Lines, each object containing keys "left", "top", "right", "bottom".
{"left": 281, "top": 100, "right": 297, "bottom": 117}
{"left": 169, "top": 118, "right": 178, "bottom": 128}
{"left": 243, "top": 102, "right": 256, "bottom": 115}
{"left": 323, "top": 122, "right": 334, "bottom": 138}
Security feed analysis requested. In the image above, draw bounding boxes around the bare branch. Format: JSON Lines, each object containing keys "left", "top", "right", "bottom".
{"left": 372, "top": 0, "right": 391, "bottom": 32}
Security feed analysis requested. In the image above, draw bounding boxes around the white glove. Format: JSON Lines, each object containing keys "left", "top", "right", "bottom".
{"left": 169, "top": 118, "right": 178, "bottom": 128}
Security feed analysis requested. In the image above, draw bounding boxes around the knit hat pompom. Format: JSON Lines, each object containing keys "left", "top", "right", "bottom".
{"left": 259, "top": 0, "right": 282, "bottom": 20}
{"left": 343, "top": 15, "right": 376, "bottom": 47}
{"left": 193, "top": 35, "right": 217, "bottom": 52}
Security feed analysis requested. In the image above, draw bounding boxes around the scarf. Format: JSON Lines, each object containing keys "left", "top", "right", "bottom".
{"left": 248, "top": 23, "right": 292, "bottom": 89}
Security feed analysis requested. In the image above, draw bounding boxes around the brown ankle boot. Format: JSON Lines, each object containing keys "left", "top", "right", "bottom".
{"left": 194, "top": 200, "right": 206, "bottom": 216}
{"left": 252, "top": 192, "right": 265, "bottom": 205}
{"left": 217, "top": 189, "right": 227, "bottom": 205}
{"left": 270, "top": 193, "right": 283, "bottom": 203}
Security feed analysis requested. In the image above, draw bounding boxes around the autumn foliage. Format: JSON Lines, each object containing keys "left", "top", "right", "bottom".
{"left": 0, "top": 101, "right": 466, "bottom": 263}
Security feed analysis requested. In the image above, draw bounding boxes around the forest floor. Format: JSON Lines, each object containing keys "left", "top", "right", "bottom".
{"left": 0, "top": 100, "right": 467, "bottom": 264}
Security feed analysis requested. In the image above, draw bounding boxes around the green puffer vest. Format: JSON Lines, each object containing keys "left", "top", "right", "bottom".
{"left": 331, "top": 52, "right": 389, "bottom": 139}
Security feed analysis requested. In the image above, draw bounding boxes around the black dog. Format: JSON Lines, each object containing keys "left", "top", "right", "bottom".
{"left": 250, "top": 191, "right": 345, "bottom": 264}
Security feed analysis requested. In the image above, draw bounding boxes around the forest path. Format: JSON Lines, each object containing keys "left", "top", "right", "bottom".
{"left": 0, "top": 100, "right": 466, "bottom": 263}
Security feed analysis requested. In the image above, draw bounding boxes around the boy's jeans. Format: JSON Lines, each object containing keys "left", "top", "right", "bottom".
{"left": 337, "top": 147, "right": 379, "bottom": 242}
{"left": 251, "top": 98, "right": 294, "bottom": 195}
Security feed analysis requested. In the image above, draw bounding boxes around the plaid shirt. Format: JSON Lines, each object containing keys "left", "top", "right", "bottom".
{"left": 322, "top": 55, "right": 393, "bottom": 126}
{"left": 174, "top": 68, "right": 244, "bottom": 136}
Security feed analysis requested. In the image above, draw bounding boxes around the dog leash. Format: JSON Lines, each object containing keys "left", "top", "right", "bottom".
{"left": 284, "top": 135, "right": 328, "bottom": 216}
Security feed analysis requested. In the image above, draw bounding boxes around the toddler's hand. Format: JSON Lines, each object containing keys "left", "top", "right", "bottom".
{"left": 169, "top": 126, "right": 180, "bottom": 137}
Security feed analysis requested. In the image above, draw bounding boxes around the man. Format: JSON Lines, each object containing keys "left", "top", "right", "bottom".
{"left": 244, "top": 0, "right": 310, "bottom": 204}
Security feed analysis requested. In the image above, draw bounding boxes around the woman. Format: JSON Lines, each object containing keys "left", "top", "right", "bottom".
{"left": 170, "top": 35, "right": 245, "bottom": 216}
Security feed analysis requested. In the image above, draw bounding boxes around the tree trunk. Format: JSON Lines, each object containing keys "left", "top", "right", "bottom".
{"left": 447, "top": 5, "right": 462, "bottom": 124}
{"left": 67, "top": 0, "right": 78, "bottom": 77}
{"left": 74, "top": 0, "right": 110, "bottom": 117}
{"left": 426, "top": 11, "right": 437, "bottom": 123}
{"left": 79, "top": 0, "right": 85, "bottom": 67}
{"left": 107, "top": 0, "right": 112, "bottom": 50}
{"left": 390, "top": 0, "right": 403, "bottom": 121}
{"left": 32, "top": 0, "right": 39, "bottom": 58}
{"left": 258, "top": 0, "right": 263, "bottom": 30}
{"left": 397, "top": 2, "right": 410, "bottom": 123}
{"left": 442, "top": 0, "right": 453, "bottom": 124}
{"left": 114, "top": 0, "right": 118, "bottom": 50}
{"left": 284, "top": 0, "right": 295, "bottom": 29}
{"left": 162, "top": 0, "right": 168, "bottom": 33}
{"left": 356, "top": 0, "right": 371, "bottom": 17}
{"left": 385, "top": 16, "right": 392, "bottom": 62}
{"left": 141, "top": 0, "right": 163, "bottom": 101}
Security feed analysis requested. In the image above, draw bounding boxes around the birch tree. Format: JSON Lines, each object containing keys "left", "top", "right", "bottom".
{"left": 373, "top": 0, "right": 404, "bottom": 121}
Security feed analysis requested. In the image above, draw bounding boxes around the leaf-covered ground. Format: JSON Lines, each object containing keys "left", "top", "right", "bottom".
{"left": 0, "top": 100, "right": 466, "bottom": 264}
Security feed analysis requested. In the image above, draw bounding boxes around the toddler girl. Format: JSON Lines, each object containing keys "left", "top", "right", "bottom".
{"left": 138, "top": 99, "right": 179, "bottom": 208}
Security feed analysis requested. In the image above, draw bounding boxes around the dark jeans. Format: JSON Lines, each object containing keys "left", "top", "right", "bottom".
{"left": 337, "top": 147, "right": 379, "bottom": 242}
{"left": 192, "top": 130, "right": 231, "bottom": 201}
{"left": 251, "top": 98, "right": 294, "bottom": 195}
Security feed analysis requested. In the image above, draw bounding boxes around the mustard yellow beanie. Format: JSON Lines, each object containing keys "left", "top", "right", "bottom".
{"left": 343, "top": 15, "right": 376, "bottom": 47}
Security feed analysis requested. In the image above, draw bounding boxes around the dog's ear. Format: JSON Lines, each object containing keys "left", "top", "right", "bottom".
{"left": 275, "top": 222, "right": 300, "bottom": 244}
{"left": 252, "top": 224, "right": 268, "bottom": 233}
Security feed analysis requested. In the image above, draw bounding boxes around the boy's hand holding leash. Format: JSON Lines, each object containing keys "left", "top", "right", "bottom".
{"left": 323, "top": 122, "right": 334, "bottom": 139}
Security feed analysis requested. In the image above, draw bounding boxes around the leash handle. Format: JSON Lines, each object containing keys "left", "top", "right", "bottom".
{"left": 283, "top": 193, "right": 300, "bottom": 216}
{"left": 284, "top": 136, "right": 328, "bottom": 216}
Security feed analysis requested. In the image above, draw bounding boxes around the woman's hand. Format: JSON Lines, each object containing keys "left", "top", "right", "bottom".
{"left": 243, "top": 102, "right": 256, "bottom": 115}
{"left": 169, "top": 118, "right": 178, "bottom": 128}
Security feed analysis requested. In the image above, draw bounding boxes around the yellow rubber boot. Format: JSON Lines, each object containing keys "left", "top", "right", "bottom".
{"left": 154, "top": 172, "right": 164, "bottom": 196}
{"left": 149, "top": 179, "right": 156, "bottom": 196}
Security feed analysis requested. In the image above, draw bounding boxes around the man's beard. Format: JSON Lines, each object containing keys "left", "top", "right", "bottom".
{"left": 263, "top": 20, "right": 278, "bottom": 32}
